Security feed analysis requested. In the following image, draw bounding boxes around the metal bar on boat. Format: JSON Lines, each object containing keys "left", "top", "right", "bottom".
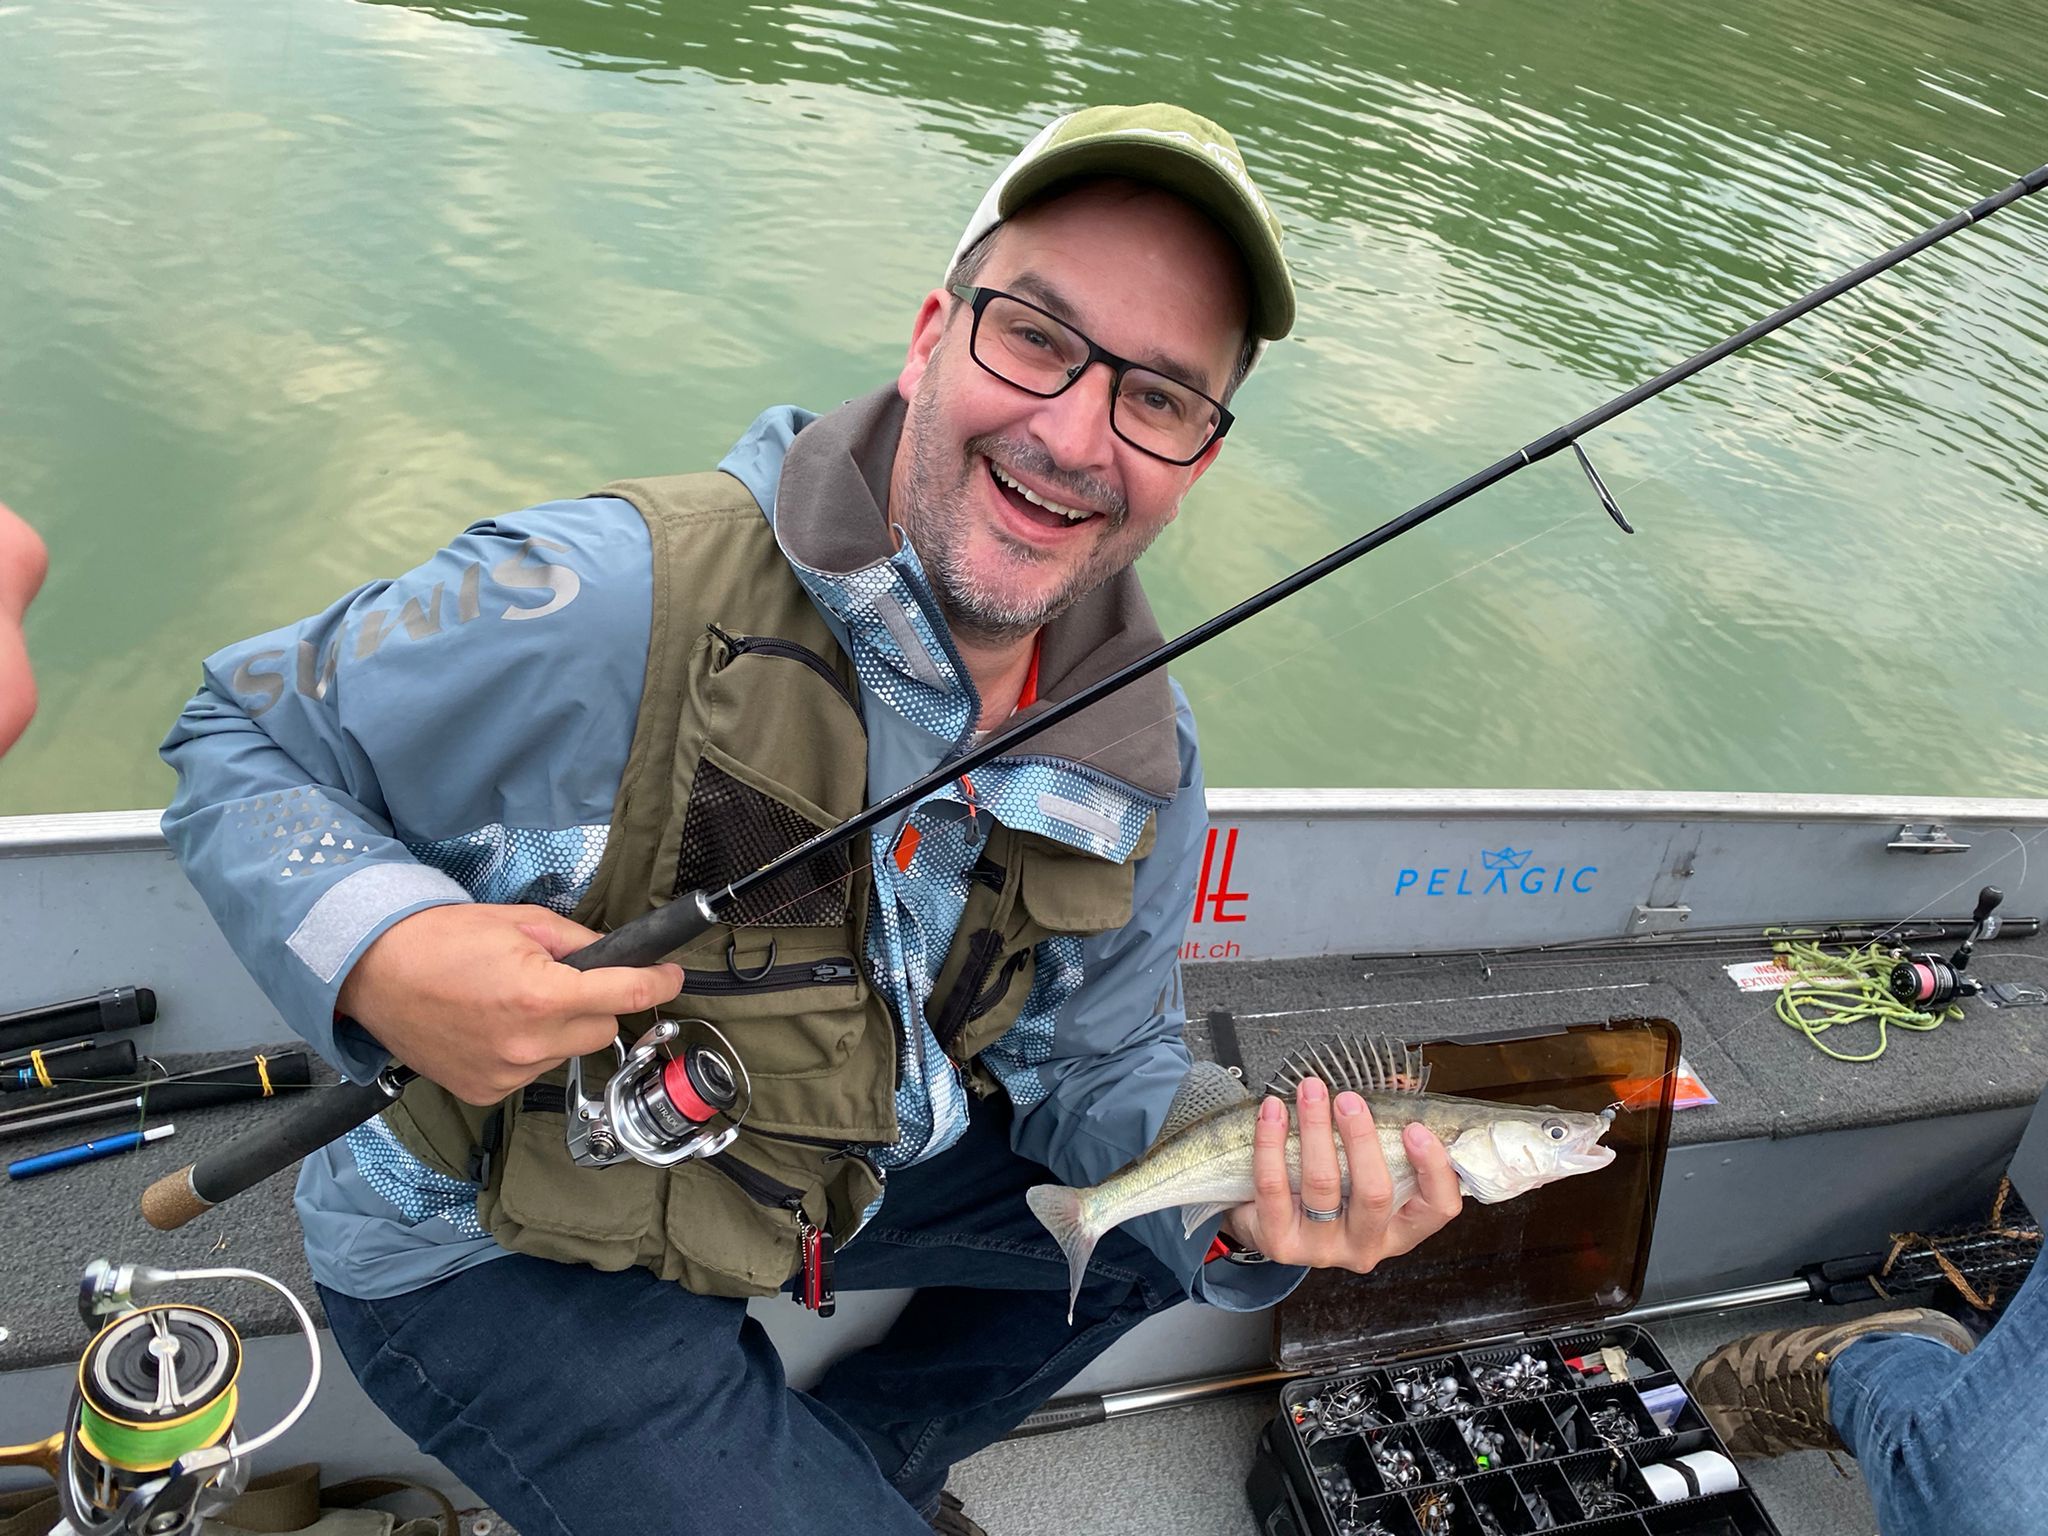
{"left": 1009, "top": 1280, "right": 1827, "bottom": 1435}
{"left": 1612, "top": 1279, "right": 1818, "bottom": 1324}
{"left": 145, "top": 160, "right": 2048, "bottom": 1224}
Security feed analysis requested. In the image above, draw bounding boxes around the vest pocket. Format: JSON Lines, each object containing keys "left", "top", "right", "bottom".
{"left": 673, "top": 747, "right": 852, "bottom": 928}
{"left": 670, "top": 938, "right": 869, "bottom": 1082}
{"left": 661, "top": 1135, "right": 882, "bottom": 1298}
{"left": 487, "top": 1084, "right": 666, "bottom": 1272}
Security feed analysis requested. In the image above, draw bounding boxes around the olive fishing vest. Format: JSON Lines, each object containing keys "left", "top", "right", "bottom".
{"left": 384, "top": 471, "right": 1151, "bottom": 1300}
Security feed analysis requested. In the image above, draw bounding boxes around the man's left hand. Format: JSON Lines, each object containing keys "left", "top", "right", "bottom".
{"left": 1220, "top": 1077, "right": 1463, "bottom": 1271}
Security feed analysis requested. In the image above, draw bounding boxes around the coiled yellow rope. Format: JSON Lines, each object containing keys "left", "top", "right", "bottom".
{"left": 1771, "top": 939, "right": 1958, "bottom": 1062}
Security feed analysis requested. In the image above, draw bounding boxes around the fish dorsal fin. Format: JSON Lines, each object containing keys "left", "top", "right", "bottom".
{"left": 1158, "top": 1060, "right": 1250, "bottom": 1142}
{"left": 1265, "top": 1037, "right": 1431, "bottom": 1099}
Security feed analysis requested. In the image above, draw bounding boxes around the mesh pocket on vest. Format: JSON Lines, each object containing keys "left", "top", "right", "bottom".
{"left": 674, "top": 758, "right": 851, "bottom": 927}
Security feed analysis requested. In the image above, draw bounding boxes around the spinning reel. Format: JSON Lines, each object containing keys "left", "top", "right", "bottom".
{"left": 565, "top": 1016, "right": 751, "bottom": 1168}
{"left": 1890, "top": 885, "right": 2004, "bottom": 1010}
{"left": 0, "top": 1261, "right": 321, "bottom": 1536}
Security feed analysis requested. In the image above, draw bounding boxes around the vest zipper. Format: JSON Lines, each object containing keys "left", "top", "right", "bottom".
{"left": 708, "top": 624, "right": 861, "bottom": 719}
{"left": 746, "top": 1124, "right": 881, "bottom": 1160}
{"left": 680, "top": 959, "right": 858, "bottom": 996}
{"left": 966, "top": 949, "right": 1032, "bottom": 1024}
{"left": 931, "top": 929, "right": 1006, "bottom": 1051}
{"left": 707, "top": 1147, "right": 807, "bottom": 1208}
{"left": 707, "top": 1150, "right": 838, "bottom": 1316}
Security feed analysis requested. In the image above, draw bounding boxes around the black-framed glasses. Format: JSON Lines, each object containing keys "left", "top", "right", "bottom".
{"left": 947, "top": 284, "right": 1234, "bottom": 466}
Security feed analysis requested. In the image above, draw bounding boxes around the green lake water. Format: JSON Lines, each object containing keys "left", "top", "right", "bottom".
{"left": 2, "top": 0, "right": 2044, "bottom": 814}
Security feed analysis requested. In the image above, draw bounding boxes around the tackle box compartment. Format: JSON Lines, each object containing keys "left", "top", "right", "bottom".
{"left": 1244, "top": 1018, "right": 1785, "bottom": 1536}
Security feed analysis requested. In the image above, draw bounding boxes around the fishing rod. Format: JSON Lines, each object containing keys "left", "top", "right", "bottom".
{"left": 142, "top": 158, "right": 2048, "bottom": 1231}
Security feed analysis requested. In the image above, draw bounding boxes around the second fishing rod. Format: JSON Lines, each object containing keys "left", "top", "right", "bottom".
{"left": 142, "top": 158, "right": 2048, "bottom": 1232}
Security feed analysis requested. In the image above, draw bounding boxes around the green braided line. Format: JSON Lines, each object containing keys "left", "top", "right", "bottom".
{"left": 77, "top": 1388, "right": 234, "bottom": 1472}
{"left": 1770, "top": 940, "right": 1959, "bottom": 1062}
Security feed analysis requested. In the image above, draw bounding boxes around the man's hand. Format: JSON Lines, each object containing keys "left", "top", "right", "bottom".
{"left": 0, "top": 501, "right": 49, "bottom": 757}
{"left": 337, "top": 903, "right": 684, "bottom": 1105}
{"left": 1222, "top": 1077, "right": 1463, "bottom": 1271}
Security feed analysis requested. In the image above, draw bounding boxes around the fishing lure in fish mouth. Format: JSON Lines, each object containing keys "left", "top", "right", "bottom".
{"left": 1025, "top": 1037, "right": 1619, "bottom": 1322}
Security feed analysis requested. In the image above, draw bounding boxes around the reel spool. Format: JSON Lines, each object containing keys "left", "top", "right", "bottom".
{"left": 1889, "top": 885, "right": 2004, "bottom": 1011}
{"left": 566, "top": 1017, "right": 750, "bottom": 1168}
{"left": 66, "top": 1304, "right": 245, "bottom": 1531}
{"left": 1889, "top": 953, "right": 1971, "bottom": 1010}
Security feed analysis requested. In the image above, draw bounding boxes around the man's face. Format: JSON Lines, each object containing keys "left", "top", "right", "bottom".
{"left": 891, "top": 179, "right": 1250, "bottom": 645}
{"left": 0, "top": 502, "right": 46, "bottom": 758}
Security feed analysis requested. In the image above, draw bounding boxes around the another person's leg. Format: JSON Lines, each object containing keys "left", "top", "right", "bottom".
{"left": 1689, "top": 1307, "right": 1975, "bottom": 1463}
{"left": 320, "top": 1254, "right": 933, "bottom": 1536}
{"left": 1826, "top": 1247, "right": 2047, "bottom": 1536}
{"left": 816, "top": 1102, "right": 1187, "bottom": 1518}
{"left": 1691, "top": 1246, "right": 2048, "bottom": 1536}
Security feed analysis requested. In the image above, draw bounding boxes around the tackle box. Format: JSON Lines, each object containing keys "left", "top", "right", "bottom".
{"left": 1245, "top": 1018, "right": 1785, "bottom": 1536}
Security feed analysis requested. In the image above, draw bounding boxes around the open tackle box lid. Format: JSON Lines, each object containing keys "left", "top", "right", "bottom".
{"left": 1274, "top": 1017, "right": 1680, "bottom": 1372}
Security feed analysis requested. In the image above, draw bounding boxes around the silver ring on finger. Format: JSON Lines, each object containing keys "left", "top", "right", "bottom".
{"left": 1302, "top": 1201, "right": 1345, "bottom": 1223}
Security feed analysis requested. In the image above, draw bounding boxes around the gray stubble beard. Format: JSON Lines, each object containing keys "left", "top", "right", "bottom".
{"left": 898, "top": 358, "right": 1155, "bottom": 648}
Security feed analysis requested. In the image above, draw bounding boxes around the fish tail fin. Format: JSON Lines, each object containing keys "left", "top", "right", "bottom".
{"left": 1026, "top": 1183, "right": 1099, "bottom": 1325}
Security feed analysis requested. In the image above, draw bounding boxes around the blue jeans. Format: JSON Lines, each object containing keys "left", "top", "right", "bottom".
{"left": 1829, "top": 1244, "right": 2048, "bottom": 1536}
{"left": 319, "top": 1103, "right": 1183, "bottom": 1535}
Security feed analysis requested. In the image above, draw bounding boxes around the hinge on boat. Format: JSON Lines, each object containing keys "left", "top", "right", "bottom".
{"left": 1628, "top": 904, "right": 1692, "bottom": 935}
{"left": 1887, "top": 823, "right": 1971, "bottom": 854}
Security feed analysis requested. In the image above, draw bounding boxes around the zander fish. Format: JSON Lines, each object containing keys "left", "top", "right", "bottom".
{"left": 1025, "top": 1038, "right": 1617, "bottom": 1320}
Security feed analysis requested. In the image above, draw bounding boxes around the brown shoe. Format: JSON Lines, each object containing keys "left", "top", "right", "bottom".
{"left": 1686, "top": 1307, "right": 1976, "bottom": 1459}
{"left": 927, "top": 1490, "right": 988, "bottom": 1536}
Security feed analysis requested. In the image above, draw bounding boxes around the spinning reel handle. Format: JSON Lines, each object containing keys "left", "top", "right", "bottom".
{"left": 1970, "top": 885, "right": 2005, "bottom": 929}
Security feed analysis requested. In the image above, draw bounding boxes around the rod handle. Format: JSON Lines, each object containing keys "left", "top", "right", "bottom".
{"left": 0, "top": 1038, "right": 140, "bottom": 1094}
{"left": 141, "top": 1073, "right": 406, "bottom": 1230}
{"left": 565, "top": 888, "right": 720, "bottom": 971}
{"left": 132, "top": 891, "right": 718, "bottom": 1228}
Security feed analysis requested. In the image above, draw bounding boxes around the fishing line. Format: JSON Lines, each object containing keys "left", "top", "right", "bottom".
{"left": 1232, "top": 982, "right": 1652, "bottom": 1023}
{"left": 1603, "top": 304, "right": 1946, "bottom": 504}
{"left": 718, "top": 509, "right": 1599, "bottom": 938}
{"left": 1002, "top": 505, "right": 1600, "bottom": 795}
{"left": 966, "top": 194, "right": 2029, "bottom": 809}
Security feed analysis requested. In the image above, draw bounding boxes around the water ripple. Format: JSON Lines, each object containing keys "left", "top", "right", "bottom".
{"left": 2, "top": 0, "right": 2045, "bottom": 812}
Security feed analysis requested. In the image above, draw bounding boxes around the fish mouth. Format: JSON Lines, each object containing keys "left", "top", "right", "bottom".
{"left": 1559, "top": 1134, "right": 1617, "bottom": 1175}
{"left": 1562, "top": 1142, "right": 1617, "bottom": 1174}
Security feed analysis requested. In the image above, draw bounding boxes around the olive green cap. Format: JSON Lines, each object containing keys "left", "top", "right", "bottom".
{"left": 950, "top": 103, "right": 1295, "bottom": 343}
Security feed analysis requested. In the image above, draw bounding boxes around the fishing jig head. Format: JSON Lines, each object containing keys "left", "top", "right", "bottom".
{"left": 565, "top": 1017, "right": 750, "bottom": 1168}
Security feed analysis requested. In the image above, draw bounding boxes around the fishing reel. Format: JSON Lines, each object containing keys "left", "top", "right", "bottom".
{"left": 0, "top": 1260, "right": 321, "bottom": 1536}
{"left": 1889, "top": 885, "right": 2004, "bottom": 1010}
{"left": 564, "top": 1016, "right": 751, "bottom": 1168}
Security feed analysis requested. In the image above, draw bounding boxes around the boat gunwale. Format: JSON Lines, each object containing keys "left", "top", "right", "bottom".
{"left": 7, "top": 788, "right": 2048, "bottom": 859}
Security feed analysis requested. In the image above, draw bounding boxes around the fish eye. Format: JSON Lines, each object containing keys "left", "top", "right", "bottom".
{"left": 1541, "top": 1118, "right": 1569, "bottom": 1141}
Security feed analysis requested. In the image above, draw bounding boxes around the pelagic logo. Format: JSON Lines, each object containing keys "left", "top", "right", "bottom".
{"left": 1395, "top": 846, "right": 1599, "bottom": 897}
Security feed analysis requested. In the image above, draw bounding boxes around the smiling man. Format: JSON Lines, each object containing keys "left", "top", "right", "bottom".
{"left": 161, "top": 104, "right": 1463, "bottom": 1535}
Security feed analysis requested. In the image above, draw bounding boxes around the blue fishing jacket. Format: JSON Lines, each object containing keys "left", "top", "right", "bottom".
{"left": 160, "top": 391, "right": 1302, "bottom": 1313}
